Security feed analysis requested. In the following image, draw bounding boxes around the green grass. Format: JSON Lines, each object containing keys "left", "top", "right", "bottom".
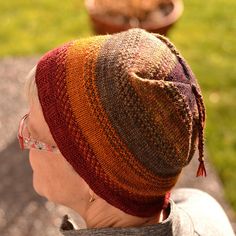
{"left": 171, "top": 0, "right": 236, "bottom": 211}
{"left": 0, "top": 0, "right": 92, "bottom": 56}
{"left": 1, "top": 0, "right": 236, "bottom": 211}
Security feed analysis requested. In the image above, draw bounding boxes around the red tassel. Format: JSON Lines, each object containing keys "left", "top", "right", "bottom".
{"left": 196, "top": 160, "right": 207, "bottom": 177}
{"left": 163, "top": 191, "right": 171, "bottom": 209}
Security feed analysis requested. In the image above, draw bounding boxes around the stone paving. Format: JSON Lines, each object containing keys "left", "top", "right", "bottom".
{"left": 0, "top": 57, "right": 235, "bottom": 235}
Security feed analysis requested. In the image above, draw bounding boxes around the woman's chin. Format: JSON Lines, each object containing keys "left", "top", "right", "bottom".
{"left": 32, "top": 173, "right": 47, "bottom": 198}
{"left": 32, "top": 176, "right": 62, "bottom": 204}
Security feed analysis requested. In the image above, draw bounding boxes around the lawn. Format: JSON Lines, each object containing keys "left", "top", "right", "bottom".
{"left": 1, "top": 0, "right": 236, "bottom": 210}
{"left": 171, "top": 0, "right": 236, "bottom": 211}
{"left": 0, "top": 0, "right": 92, "bottom": 56}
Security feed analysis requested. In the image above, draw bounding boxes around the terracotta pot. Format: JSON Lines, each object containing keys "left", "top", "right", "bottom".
{"left": 85, "top": 0, "right": 184, "bottom": 35}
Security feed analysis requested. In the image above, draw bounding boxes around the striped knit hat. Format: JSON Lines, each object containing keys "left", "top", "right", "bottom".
{"left": 35, "top": 28, "right": 206, "bottom": 217}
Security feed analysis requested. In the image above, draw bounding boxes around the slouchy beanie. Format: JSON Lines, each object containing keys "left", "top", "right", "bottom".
{"left": 35, "top": 28, "right": 206, "bottom": 217}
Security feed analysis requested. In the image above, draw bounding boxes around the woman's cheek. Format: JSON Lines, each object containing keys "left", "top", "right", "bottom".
{"left": 29, "top": 149, "right": 45, "bottom": 171}
{"left": 29, "top": 150, "right": 51, "bottom": 198}
{"left": 31, "top": 163, "right": 59, "bottom": 202}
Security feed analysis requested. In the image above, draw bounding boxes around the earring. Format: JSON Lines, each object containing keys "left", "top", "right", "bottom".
{"left": 89, "top": 189, "right": 95, "bottom": 203}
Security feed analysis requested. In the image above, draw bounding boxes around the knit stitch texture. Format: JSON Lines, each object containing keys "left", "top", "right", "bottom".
{"left": 35, "top": 28, "right": 206, "bottom": 217}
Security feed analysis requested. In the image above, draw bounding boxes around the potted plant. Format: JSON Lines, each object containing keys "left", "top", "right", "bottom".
{"left": 85, "top": 0, "right": 184, "bottom": 35}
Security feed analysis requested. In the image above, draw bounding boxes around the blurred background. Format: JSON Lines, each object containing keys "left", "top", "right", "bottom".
{"left": 0, "top": 0, "right": 235, "bottom": 235}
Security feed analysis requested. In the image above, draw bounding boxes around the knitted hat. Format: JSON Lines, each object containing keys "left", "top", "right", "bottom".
{"left": 35, "top": 28, "right": 206, "bottom": 217}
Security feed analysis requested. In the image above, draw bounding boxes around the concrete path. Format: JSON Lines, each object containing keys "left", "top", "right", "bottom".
{"left": 0, "top": 57, "right": 235, "bottom": 235}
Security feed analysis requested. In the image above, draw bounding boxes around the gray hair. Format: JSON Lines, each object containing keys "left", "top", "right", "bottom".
{"left": 25, "top": 66, "right": 38, "bottom": 104}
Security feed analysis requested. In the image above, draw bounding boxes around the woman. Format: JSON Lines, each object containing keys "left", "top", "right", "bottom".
{"left": 18, "top": 29, "right": 234, "bottom": 235}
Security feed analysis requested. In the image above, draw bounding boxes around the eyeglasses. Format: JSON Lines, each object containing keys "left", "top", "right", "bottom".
{"left": 17, "top": 114, "right": 59, "bottom": 153}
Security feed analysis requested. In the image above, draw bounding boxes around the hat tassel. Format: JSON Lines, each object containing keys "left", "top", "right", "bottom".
{"left": 192, "top": 85, "right": 207, "bottom": 177}
{"left": 196, "top": 158, "right": 207, "bottom": 177}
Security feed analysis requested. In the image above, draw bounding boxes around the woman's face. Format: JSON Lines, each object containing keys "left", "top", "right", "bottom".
{"left": 27, "top": 98, "right": 90, "bottom": 214}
